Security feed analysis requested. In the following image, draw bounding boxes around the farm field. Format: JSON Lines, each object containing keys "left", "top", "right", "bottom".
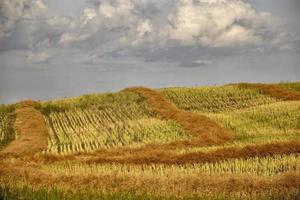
{"left": 0, "top": 82, "right": 300, "bottom": 199}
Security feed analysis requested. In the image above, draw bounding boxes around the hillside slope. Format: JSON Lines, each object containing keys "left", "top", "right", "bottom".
{"left": 0, "top": 82, "right": 300, "bottom": 200}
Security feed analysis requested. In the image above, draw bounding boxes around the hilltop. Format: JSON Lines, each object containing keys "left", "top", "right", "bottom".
{"left": 0, "top": 82, "right": 300, "bottom": 199}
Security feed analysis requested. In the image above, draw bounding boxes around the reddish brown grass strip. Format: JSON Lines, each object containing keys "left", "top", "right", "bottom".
{"left": 1, "top": 100, "right": 48, "bottom": 156}
{"left": 236, "top": 83, "right": 300, "bottom": 101}
{"left": 122, "top": 87, "right": 233, "bottom": 145}
{"left": 74, "top": 141, "right": 300, "bottom": 165}
{"left": 35, "top": 141, "right": 300, "bottom": 165}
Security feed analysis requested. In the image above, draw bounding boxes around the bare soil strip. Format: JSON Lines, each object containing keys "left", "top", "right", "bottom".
{"left": 236, "top": 83, "right": 300, "bottom": 101}
{"left": 122, "top": 87, "right": 233, "bottom": 146}
{"left": 1, "top": 100, "right": 48, "bottom": 155}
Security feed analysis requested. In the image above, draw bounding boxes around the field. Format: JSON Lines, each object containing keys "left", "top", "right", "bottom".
{"left": 0, "top": 82, "right": 300, "bottom": 199}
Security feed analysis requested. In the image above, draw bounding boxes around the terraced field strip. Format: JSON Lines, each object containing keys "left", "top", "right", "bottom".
{"left": 1, "top": 100, "right": 48, "bottom": 155}
{"left": 236, "top": 83, "right": 300, "bottom": 101}
{"left": 123, "top": 87, "right": 233, "bottom": 146}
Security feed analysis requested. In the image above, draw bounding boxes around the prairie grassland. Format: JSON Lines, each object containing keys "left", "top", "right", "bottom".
{"left": 160, "top": 86, "right": 278, "bottom": 113}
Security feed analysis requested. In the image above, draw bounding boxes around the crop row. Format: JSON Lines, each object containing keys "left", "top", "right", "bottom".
{"left": 203, "top": 101, "right": 300, "bottom": 139}
{"left": 43, "top": 154, "right": 300, "bottom": 177}
{"left": 45, "top": 109, "right": 188, "bottom": 154}
{"left": 160, "top": 86, "right": 278, "bottom": 113}
{"left": 0, "top": 105, "right": 15, "bottom": 148}
{"left": 275, "top": 82, "right": 300, "bottom": 92}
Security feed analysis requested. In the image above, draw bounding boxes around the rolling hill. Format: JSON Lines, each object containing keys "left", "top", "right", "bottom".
{"left": 0, "top": 82, "right": 300, "bottom": 200}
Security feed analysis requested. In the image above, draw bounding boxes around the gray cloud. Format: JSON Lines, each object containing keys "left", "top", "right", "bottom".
{"left": 0, "top": 0, "right": 299, "bottom": 66}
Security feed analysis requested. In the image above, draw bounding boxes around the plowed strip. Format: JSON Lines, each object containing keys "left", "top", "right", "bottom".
{"left": 236, "top": 83, "right": 300, "bottom": 101}
{"left": 1, "top": 100, "right": 48, "bottom": 155}
{"left": 122, "top": 87, "right": 233, "bottom": 145}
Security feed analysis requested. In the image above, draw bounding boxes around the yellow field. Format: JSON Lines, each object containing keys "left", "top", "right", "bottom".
{"left": 0, "top": 83, "right": 300, "bottom": 200}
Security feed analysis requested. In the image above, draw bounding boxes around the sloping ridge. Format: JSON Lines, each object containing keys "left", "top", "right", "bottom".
{"left": 236, "top": 83, "right": 300, "bottom": 101}
{"left": 122, "top": 87, "right": 234, "bottom": 145}
{"left": 2, "top": 100, "right": 48, "bottom": 155}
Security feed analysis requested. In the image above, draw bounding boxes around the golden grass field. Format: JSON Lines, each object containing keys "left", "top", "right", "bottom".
{"left": 0, "top": 82, "right": 300, "bottom": 199}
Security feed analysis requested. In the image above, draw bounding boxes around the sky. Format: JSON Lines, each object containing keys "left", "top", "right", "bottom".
{"left": 0, "top": 0, "right": 300, "bottom": 103}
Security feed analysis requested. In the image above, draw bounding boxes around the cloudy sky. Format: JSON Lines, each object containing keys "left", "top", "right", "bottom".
{"left": 0, "top": 0, "right": 300, "bottom": 103}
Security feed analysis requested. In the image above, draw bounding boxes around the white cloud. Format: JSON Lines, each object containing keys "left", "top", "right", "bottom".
{"left": 130, "top": 19, "right": 154, "bottom": 46}
{"left": 166, "top": 0, "right": 276, "bottom": 47}
{"left": 98, "top": 0, "right": 134, "bottom": 19}
{"left": 1, "top": 0, "right": 299, "bottom": 67}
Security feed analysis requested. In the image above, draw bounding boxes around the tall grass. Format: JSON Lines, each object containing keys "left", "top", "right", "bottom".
{"left": 2, "top": 185, "right": 298, "bottom": 200}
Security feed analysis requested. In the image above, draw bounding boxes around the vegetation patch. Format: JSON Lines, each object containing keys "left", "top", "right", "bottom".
{"left": 40, "top": 92, "right": 189, "bottom": 154}
{"left": 0, "top": 105, "right": 15, "bottom": 149}
{"left": 2, "top": 100, "right": 48, "bottom": 155}
{"left": 236, "top": 83, "right": 300, "bottom": 101}
{"left": 123, "top": 87, "right": 233, "bottom": 146}
{"left": 160, "top": 85, "right": 277, "bottom": 113}
{"left": 1, "top": 82, "right": 300, "bottom": 199}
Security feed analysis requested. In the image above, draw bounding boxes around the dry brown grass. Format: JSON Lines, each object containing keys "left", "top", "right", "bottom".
{"left": 122, "top": 87, "right": 233, "bottom": 146}
{"left": 1, "top": 100, "right": 48, "bottom": 156}
{"left": 1, "top": 160, "right": 300, "bottom": 197}
{"left": 32, "top": 140, "right": 300, "bottom": 166}
{"left": 236, "top": 83, "right": 300, "bottom": 101}
{"left": 86, "top": 141, "right": 300, "bottom": 165}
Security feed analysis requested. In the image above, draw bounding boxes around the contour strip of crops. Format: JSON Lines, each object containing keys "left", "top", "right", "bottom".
{"left": 236, "top": 83, "right": 300, "bottom": 101}
{"left": 43, "top": 154, "right": 300, "bottom": 177}
{"left": 275, "top": 82, "right": 300, "bottom": 92}
{"left": 2, "top": 101, "right": 48, "bottom": 155}
{"left": 1, "top": 161, "right": 300, "bottom": 199}
{"left": 0, "top": 105, "right": 15, "bottom": 149}
{"left": 55, "top": 140, "right": 300, "bottom": 165}
{"left": 123, "top": 87, "right": 233, "bottom": 146}
{"left": 203, "top": 101, "right": 300, "bottom": 139}
{"left": 41, "top": 92, "right": 189, "bottom": 154}
{"left": 159, "top": 85, "right": 278, "bottom": 113}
